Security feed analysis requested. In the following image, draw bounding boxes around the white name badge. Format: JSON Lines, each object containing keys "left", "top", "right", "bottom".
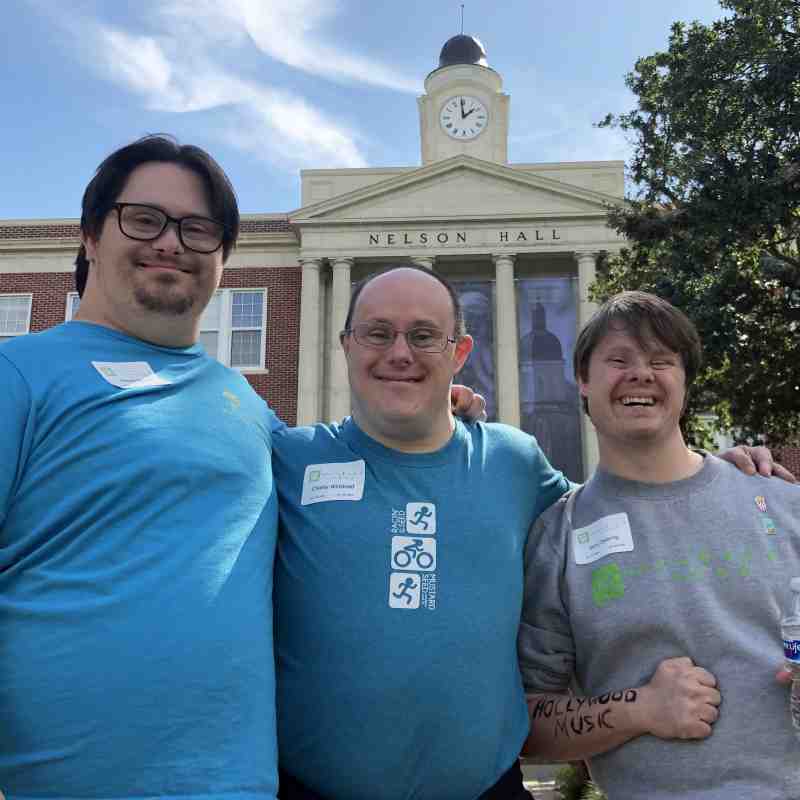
{"left": 573, "top": 513, "right": 634, "bottom": 565}
{"left": 92, "top": 361, "right": 171, "bottom": 389}
{"left": 301, "top": 460, "right": 366, "bottom": 505}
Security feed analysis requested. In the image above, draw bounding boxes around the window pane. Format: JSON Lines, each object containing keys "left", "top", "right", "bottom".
{"left": 231, "top": 291, "right": 263, "bottom": 328}
{"left": 200, "top": 292, "right": 221, "bottom": 330}
{"left": 68, "top": 294, "right": 81, "bottom": 319}
{"left": 231, "top": 330, "right": 261, "bottom": 367}
{"left": 0, "top": 296, "right": 31, "bottom": 335}
{"left": 199, "top": 331, "right": 219, "bottom": 358}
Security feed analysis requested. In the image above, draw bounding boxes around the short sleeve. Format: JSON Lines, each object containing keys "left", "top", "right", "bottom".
{"left": 0, "top": 354, "right": 34, "bottom": 530}
{"left": 517, "top": 501, "right": 576, "bottom": 694}
{"left": 529, "top": 439, "right": 573, "bottom": 520}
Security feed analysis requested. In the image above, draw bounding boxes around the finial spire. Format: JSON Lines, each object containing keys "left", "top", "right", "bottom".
{"left": 460, "top": 4, "right": 464, "bottom": 34}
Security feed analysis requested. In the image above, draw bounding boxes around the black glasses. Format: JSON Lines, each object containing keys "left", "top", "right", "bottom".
{"left": 342, "top": 322, "right": 457, "bottom": 353}
{"left": 112, "top": 203, "right": 225, "bottom": 254}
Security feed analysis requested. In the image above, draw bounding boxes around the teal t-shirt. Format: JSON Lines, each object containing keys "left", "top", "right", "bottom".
{"left": 0, "top": 322, "right": 280, "bottom": 799}
{"left": 273, "top": 417, "right": 569, "bottom": 800}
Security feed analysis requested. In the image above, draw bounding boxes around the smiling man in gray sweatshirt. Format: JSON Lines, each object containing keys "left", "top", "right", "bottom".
{"left": 518, "top": 291, "right": 800, "bottom": 799}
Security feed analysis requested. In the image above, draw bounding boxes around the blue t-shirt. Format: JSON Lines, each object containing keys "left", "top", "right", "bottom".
{"left": 273, "top": 418, "right": 569, "bottom": 800}
{"left": 0, "top": 322, "right": 280, "bottom": 799}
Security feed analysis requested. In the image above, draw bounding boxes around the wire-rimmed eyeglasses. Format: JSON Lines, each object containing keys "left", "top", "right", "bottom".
{"left": 342, "top": 322, "right": 457, "bottom": 353}
{"left": 112, "top": 203, "right": 225, "bottom": 254}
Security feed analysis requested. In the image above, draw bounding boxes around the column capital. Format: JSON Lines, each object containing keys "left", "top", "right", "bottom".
{"left": 573, "top": 250, "right": 599, "bottom": 264}
{"left": 410, "top": 256, "right": 435, "bottom": 270}
{"left": 299, "top": 256, "right": 323, "bottom": 271}
{"left": 491, "top": 252, "right": 517, "bottom": 267}
{"left": 330, "top": 256, "right": 355, "bottom": 270}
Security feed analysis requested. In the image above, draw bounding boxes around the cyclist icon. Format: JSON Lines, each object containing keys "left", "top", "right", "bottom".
{"left": 410, "top": 505, "right": 433, "bottom": 530}
{"left": 392, "top": 576, "right": 418, "bottom": 605}
{"left": 393, "top": 538, "right": 434, "bottom": 570}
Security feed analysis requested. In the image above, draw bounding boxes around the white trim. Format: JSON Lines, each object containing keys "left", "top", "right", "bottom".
{"left": 65, "top": 291, "right": 80, "bottom": 321}
{"left": 0, "top": 293, "right": 33, "bottom": 338}
{"left": 199, "top": 288, "right": 268, "bottom": 371}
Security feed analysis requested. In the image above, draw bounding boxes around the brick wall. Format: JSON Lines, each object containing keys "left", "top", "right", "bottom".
{"left": 0, "top": 218, "right": 291, "bottom": 239}
{"left": 220, "top": 266, "right": 301, "bottom": 425}
{"left": 0, "top": 223, "right": 81, "bottom": 239}
{"left": 1, "top": 265, "right": 301, "bottom": 426}
{"left": 0, "top": 272, "right": 76, "bottom": 330}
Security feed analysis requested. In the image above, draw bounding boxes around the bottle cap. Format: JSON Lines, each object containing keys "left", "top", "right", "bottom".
{"left": 791, "top": 577, "right": 800, "bottom": 593}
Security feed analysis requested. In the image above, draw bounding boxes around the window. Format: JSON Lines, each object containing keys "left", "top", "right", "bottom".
{"left": 199, "top": 289, "right": 267, "bottom": 370}
{"left": 65, "top": 292, "right": 81, "bottom": 321}
{"left": 0, "top": 294, "right": 32, "bottom": 343}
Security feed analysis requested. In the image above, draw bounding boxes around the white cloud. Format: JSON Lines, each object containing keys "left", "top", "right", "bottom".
{"left": 160, "top": 0, "right": 421, "bottom": 93}
{"left": 48, "top": 3, "right": 375, "bottom": 170}
{"left": 96, "top": 28, "right": 174, "bottom": 96}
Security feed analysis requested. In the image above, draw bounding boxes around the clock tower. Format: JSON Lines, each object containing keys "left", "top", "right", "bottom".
{"left": 418, "top": 34, "right": 510, "bottom": 165}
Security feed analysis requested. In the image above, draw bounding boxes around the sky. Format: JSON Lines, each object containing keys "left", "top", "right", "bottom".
{"left": 3, "top": 0, "right": 729, "bottom": 220}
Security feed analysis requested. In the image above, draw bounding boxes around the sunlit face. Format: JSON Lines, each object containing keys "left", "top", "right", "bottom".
{"left": 343, "top": 269, "right": 473, "bottom": 445}
{"left": 578, "top": 325, "right": 687, "bottom": 449}
{"left": 81, "top": 162, "right": 224, "bottom": 340}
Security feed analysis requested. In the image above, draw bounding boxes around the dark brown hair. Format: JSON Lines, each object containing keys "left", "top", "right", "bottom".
{"left": 75, "top": 134, "right": 239, "bottom": 296}
{"left": 573, "top": 290, "right": 703, "bottom": 415}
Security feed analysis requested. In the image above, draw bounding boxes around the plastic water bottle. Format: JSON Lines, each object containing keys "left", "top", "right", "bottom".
{"left": 781, "top": 577, "right": 800, "bottom": 737}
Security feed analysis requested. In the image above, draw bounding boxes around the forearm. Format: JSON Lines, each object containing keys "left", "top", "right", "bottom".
{"left": 523, "top": 689, "right": 647, "bottom": 761}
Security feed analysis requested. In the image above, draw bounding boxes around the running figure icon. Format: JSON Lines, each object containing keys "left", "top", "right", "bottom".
{"left": 410, "top": 505, "right": 433, "bottom": 530}
{"left": 392, "top": 576, "right": 418, "bottom": 605}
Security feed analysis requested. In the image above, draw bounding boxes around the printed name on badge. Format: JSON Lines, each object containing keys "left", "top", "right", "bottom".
{"left": 92, "top": 361, "right": 171, "bottom": 389}
{"left": 573, "top": 513, "right": 634, "bottom": 565}
{"left": 301, "top": 460, "right": 366, "bottom": 505}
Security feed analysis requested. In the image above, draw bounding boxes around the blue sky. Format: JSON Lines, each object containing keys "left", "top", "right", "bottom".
{"left": 3, "top": 0, "right": 727, "bottom": 220}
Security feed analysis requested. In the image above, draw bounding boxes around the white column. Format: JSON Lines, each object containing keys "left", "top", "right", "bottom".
{"left": 410, "top": 256, "right": 435, "bottom": 270}
{"left": 492, "top": 253, "right": 521, "bottom": 427}
{"left": 575, "top": 250, "right": 600, "bottom": 477}
{"left": 296, "top": 258, "right": 323, "bottom": 425}
{"left": 328, "top": 257, "right": 353, "bottom": 422}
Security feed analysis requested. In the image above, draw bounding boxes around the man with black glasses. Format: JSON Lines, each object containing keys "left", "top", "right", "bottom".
{"left": 0, "top": 136, "right": 281, "bottom": 799}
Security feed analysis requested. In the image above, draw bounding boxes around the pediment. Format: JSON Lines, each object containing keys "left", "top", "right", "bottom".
{"left": 290, "top": 156, "right": 620, "bottom": 224}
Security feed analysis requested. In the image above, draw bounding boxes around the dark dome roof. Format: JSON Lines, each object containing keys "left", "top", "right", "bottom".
{"left": 439, "top": 35, "right": 488, "bottom": 68}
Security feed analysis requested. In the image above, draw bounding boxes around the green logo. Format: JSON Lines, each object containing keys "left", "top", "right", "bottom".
{"left": 592, "top": 563, "right": 625, "bottom": 608}
{"left": 309, "top": 470, "right": 321, "bottom": 482}
{"left": 577, "top": 531, "right": 590, "bottom": 545}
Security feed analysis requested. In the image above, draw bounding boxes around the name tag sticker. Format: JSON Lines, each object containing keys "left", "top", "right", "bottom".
{"left": 92, "top": 361, "right": 171, "bottom": 389}
{"left": 301, "top": 460, "right": 365, "bottom": 505}
{"left": 573, "top": 513, "right": 634, "bottom": 565}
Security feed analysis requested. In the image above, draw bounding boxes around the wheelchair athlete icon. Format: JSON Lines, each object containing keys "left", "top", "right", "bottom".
{"left": 392, "top": 538, "right": 434, "bottom": 570}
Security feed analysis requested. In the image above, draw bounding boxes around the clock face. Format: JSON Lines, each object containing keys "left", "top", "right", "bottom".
{"left": 439, "top": 95, "right": 488, "bottom": 140}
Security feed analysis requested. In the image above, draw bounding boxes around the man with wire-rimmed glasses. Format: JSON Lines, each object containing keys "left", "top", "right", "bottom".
{"left": 272, "top": 264, "right": 568, "bottom": 800}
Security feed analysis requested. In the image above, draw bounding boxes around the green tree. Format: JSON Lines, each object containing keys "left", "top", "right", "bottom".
{"left": 596, "top": 0, "right": 800, "bottom": 446}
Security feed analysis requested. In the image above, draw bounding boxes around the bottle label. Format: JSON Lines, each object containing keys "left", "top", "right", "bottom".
{"left": 783, "top": 639, "right": 800, "bottom": 662}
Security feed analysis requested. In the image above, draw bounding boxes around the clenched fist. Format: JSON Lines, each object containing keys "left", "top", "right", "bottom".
{"left": 638, "top": 656, "right": 721, "bottom": 740}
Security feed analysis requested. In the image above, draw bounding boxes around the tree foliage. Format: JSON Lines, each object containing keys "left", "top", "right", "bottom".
{"left": 596, "top": 0, "right": 800, "bottom": 445}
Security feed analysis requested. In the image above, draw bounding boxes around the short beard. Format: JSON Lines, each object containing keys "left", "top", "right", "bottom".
{"left": 134, "top": 281, "right": 195, "bottom": 316}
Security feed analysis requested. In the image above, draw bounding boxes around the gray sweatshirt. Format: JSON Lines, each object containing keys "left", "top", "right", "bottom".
{"left": 519, "top": 454, "right": 800, "bottom": 799}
